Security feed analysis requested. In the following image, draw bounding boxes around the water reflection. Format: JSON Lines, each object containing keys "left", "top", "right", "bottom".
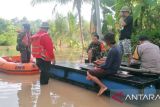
{"left": 50, "top": 91, "right": 60, "bottom": 104}
{"left": 62, "top": 102, "right": 74, "bottom": 107}
{"left": 18, "top": 83, "right": 32, "bottom": 107}
{"left": 0, "top": 72, "right": 109, "bottom": 107}
{"left": 0, "top": 73, "right": 77, "bottom": 107}
{"left": 31, "top": 81, "right": 41, "bottom": 107}
{"left": 0, "top": 81, "right": 21, "bottom": 107}
{"left": 2, "top": 72, "right": 160, "bottom": 107}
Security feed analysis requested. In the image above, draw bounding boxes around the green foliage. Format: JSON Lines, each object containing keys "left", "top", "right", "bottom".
{"left": 102, "top": 14, "right": 116, "bottom": 35}
{"left": 30, "top": 19, "right": 42, "bottom": 34}
{"left": 138, "top": 30, "right": 160, "bottom": 47}
{"left": 67, "top": 12, "right": 77, "bottom": 36}
{"left": 47, "top": 13, "right": 90, "bottom": 48}
{"left": 101, "top": 0, "right": 160, "bottom": 48}
{"left": 102, "top": 20, "right": 108, "bottom": 35}
{"left": 0, "top": 18, "right": 17, "bottom": 46}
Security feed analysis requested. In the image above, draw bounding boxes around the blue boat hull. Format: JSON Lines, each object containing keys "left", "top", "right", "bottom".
{"left": 49, "top": 63, "right": 159, "bottom": 96}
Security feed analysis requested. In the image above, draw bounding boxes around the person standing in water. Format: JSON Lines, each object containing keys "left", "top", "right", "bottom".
{"left": 31, "top": 22, "right": 55, "bottom": 85}
{"left": 16, "top": 23, "right": 31, "bottom": 63}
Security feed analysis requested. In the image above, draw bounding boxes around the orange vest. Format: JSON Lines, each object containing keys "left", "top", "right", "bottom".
{"left": 31, "top": 33, "right": 51, "bottom": 61}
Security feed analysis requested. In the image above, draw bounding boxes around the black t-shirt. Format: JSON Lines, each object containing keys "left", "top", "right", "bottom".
{"left": 120, "top": 16, "right": 133, "bottom": 40}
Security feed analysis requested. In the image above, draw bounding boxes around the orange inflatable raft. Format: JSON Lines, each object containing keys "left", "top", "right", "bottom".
{"left": 0, "top": 56, "right": 39, "bottom": 75}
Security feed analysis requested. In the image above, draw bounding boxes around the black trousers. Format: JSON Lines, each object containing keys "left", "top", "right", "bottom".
{"left": 36, "top": 58, "right": 51, "bottom": 84}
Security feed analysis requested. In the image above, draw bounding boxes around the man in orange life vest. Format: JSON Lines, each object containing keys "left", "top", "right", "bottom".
{"left": 31, "top": 22, "right": 55, "bottom": 85}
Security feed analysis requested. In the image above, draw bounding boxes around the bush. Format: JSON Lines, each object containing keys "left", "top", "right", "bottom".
{"left": 0, "top": 34, "right": 17, "bottom": 46}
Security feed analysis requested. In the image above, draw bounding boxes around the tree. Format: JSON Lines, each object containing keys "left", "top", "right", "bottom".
{"left": 90, "top": 0, "right": 102, "bottom": 39}
{"left": 103, "top": 0, "right": 160, "bottom": 46}
{"left": 67, "top": 12, "right": 77, "bottom": 36}
{"left": 0, "top": 18, "right": 17, "bottom": 45}
{"left": 31, "top": 0, "right": 91, "bottom": 48}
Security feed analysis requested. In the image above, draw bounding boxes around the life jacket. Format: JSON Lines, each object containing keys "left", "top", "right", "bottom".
{"left": 31, "top": 33, "right": 51, "bottom": 61}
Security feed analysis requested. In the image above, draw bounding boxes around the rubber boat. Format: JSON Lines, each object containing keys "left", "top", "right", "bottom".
{"left": 0, "top": 56, "right": 39, "bottom": 75}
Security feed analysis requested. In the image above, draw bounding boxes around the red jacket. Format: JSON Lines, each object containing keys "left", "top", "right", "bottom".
{"left": 31, "top": 30, "right": 55, "bottom": 61}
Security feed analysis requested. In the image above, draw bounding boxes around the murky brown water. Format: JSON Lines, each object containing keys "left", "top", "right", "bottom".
{"left": 0, "top": 72, "right": 136, "bottom": 107}
{"left": 0, "top": 47, "right": 160, "bottom": 107}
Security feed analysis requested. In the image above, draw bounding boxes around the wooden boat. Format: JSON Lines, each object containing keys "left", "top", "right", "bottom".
{"left": 49, "top": 62, "right": 160, "bottom": 96}
{"left": 0, "top": 56, "right": 39, "bottom": 75}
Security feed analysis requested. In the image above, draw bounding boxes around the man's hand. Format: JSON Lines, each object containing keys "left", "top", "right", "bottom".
{"left": 119, "top": 17, "right": 126, "bottom": 27}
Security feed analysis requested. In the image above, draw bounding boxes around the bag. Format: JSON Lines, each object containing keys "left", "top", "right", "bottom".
{"left": 132, "top": 46, "right": 139, "bottom": 60}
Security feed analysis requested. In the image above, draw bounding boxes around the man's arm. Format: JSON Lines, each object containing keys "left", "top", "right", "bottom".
{"left": 100, "top": 50, "right": 114, "bottom": 69}
{"left": 120, "top": 16, "right": 133, "bottom": 27}
{"left": 41, "top": 35, "right": 55, "bottom": 62}
{"left": 120, "top": 17, "right": 126, "bottom": 27}
{"left": 87, "top": 43, "right": 92, "bottom": 53}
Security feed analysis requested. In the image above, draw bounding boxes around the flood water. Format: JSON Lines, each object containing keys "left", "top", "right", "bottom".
{"left": 0, "top": 47, "right": 160, "bottom": 107}
{"left": 0, "top": 73, "right": 137, "bottom": 107}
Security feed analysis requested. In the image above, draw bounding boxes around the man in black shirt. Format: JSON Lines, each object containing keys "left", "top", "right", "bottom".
{"left": 119, "top": 6, "right": 133, "bottom": 65}
{"left": 86, "top": 32, "right": 121, "bottom": 96}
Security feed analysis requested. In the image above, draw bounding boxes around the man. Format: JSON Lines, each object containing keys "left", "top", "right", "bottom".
{"left": 87, "top": 33, "right": 106, "bottom": 63}
{"left": 31, "top": 22, "right": 55, "bottom": 85}
{"left": 86, "top": 32, "right": 121, "bottom": 96}
{"left": 132, "top": 35, "right": 160, "bottom": 71}
{"left": 16, "top": 23, "right": 31, "bottom": 63}
{"left": 119, "top": 6, "right": 133, "bottom": 65}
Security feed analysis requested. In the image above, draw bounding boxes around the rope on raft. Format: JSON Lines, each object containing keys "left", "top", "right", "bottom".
{"left": 120, "top": 66, "right": 160, "bottom": 75}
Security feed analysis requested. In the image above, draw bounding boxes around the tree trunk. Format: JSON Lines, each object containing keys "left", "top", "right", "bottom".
{"left": 140, "top": 6, "right": 145, "bottom": 30}
{"left": 78, "top": 10, "right": 84, "bottom": 49}
{"left": 90, "top": 1, "right": 96, "bottom": 34}
{"left": 94, "top": 0, "right": 102, "bottom": 39}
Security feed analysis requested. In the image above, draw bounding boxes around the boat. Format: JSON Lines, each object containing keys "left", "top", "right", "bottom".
{"left": 0, "top": 56, "right": 39, "bottom": 75}
{"left": 49, "top": 62, "right": 160, "bottom": 97}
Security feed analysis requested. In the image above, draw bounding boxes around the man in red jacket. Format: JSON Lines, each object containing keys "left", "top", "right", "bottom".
{"left": 31, "top": 22, "right": 55, "bottom": 85}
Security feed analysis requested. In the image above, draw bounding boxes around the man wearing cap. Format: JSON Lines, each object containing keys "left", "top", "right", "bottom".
{"left": 16, "top": 23, "right": 31, "bottom": 63}
{"left": 87, "top": 33, "right": 106, "bottom": 63}
{"left": 119, "top": 6, "right": 133, "bottom": 65}
{"left": 31, "top": 22, "right": 55, "bottom": 85}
